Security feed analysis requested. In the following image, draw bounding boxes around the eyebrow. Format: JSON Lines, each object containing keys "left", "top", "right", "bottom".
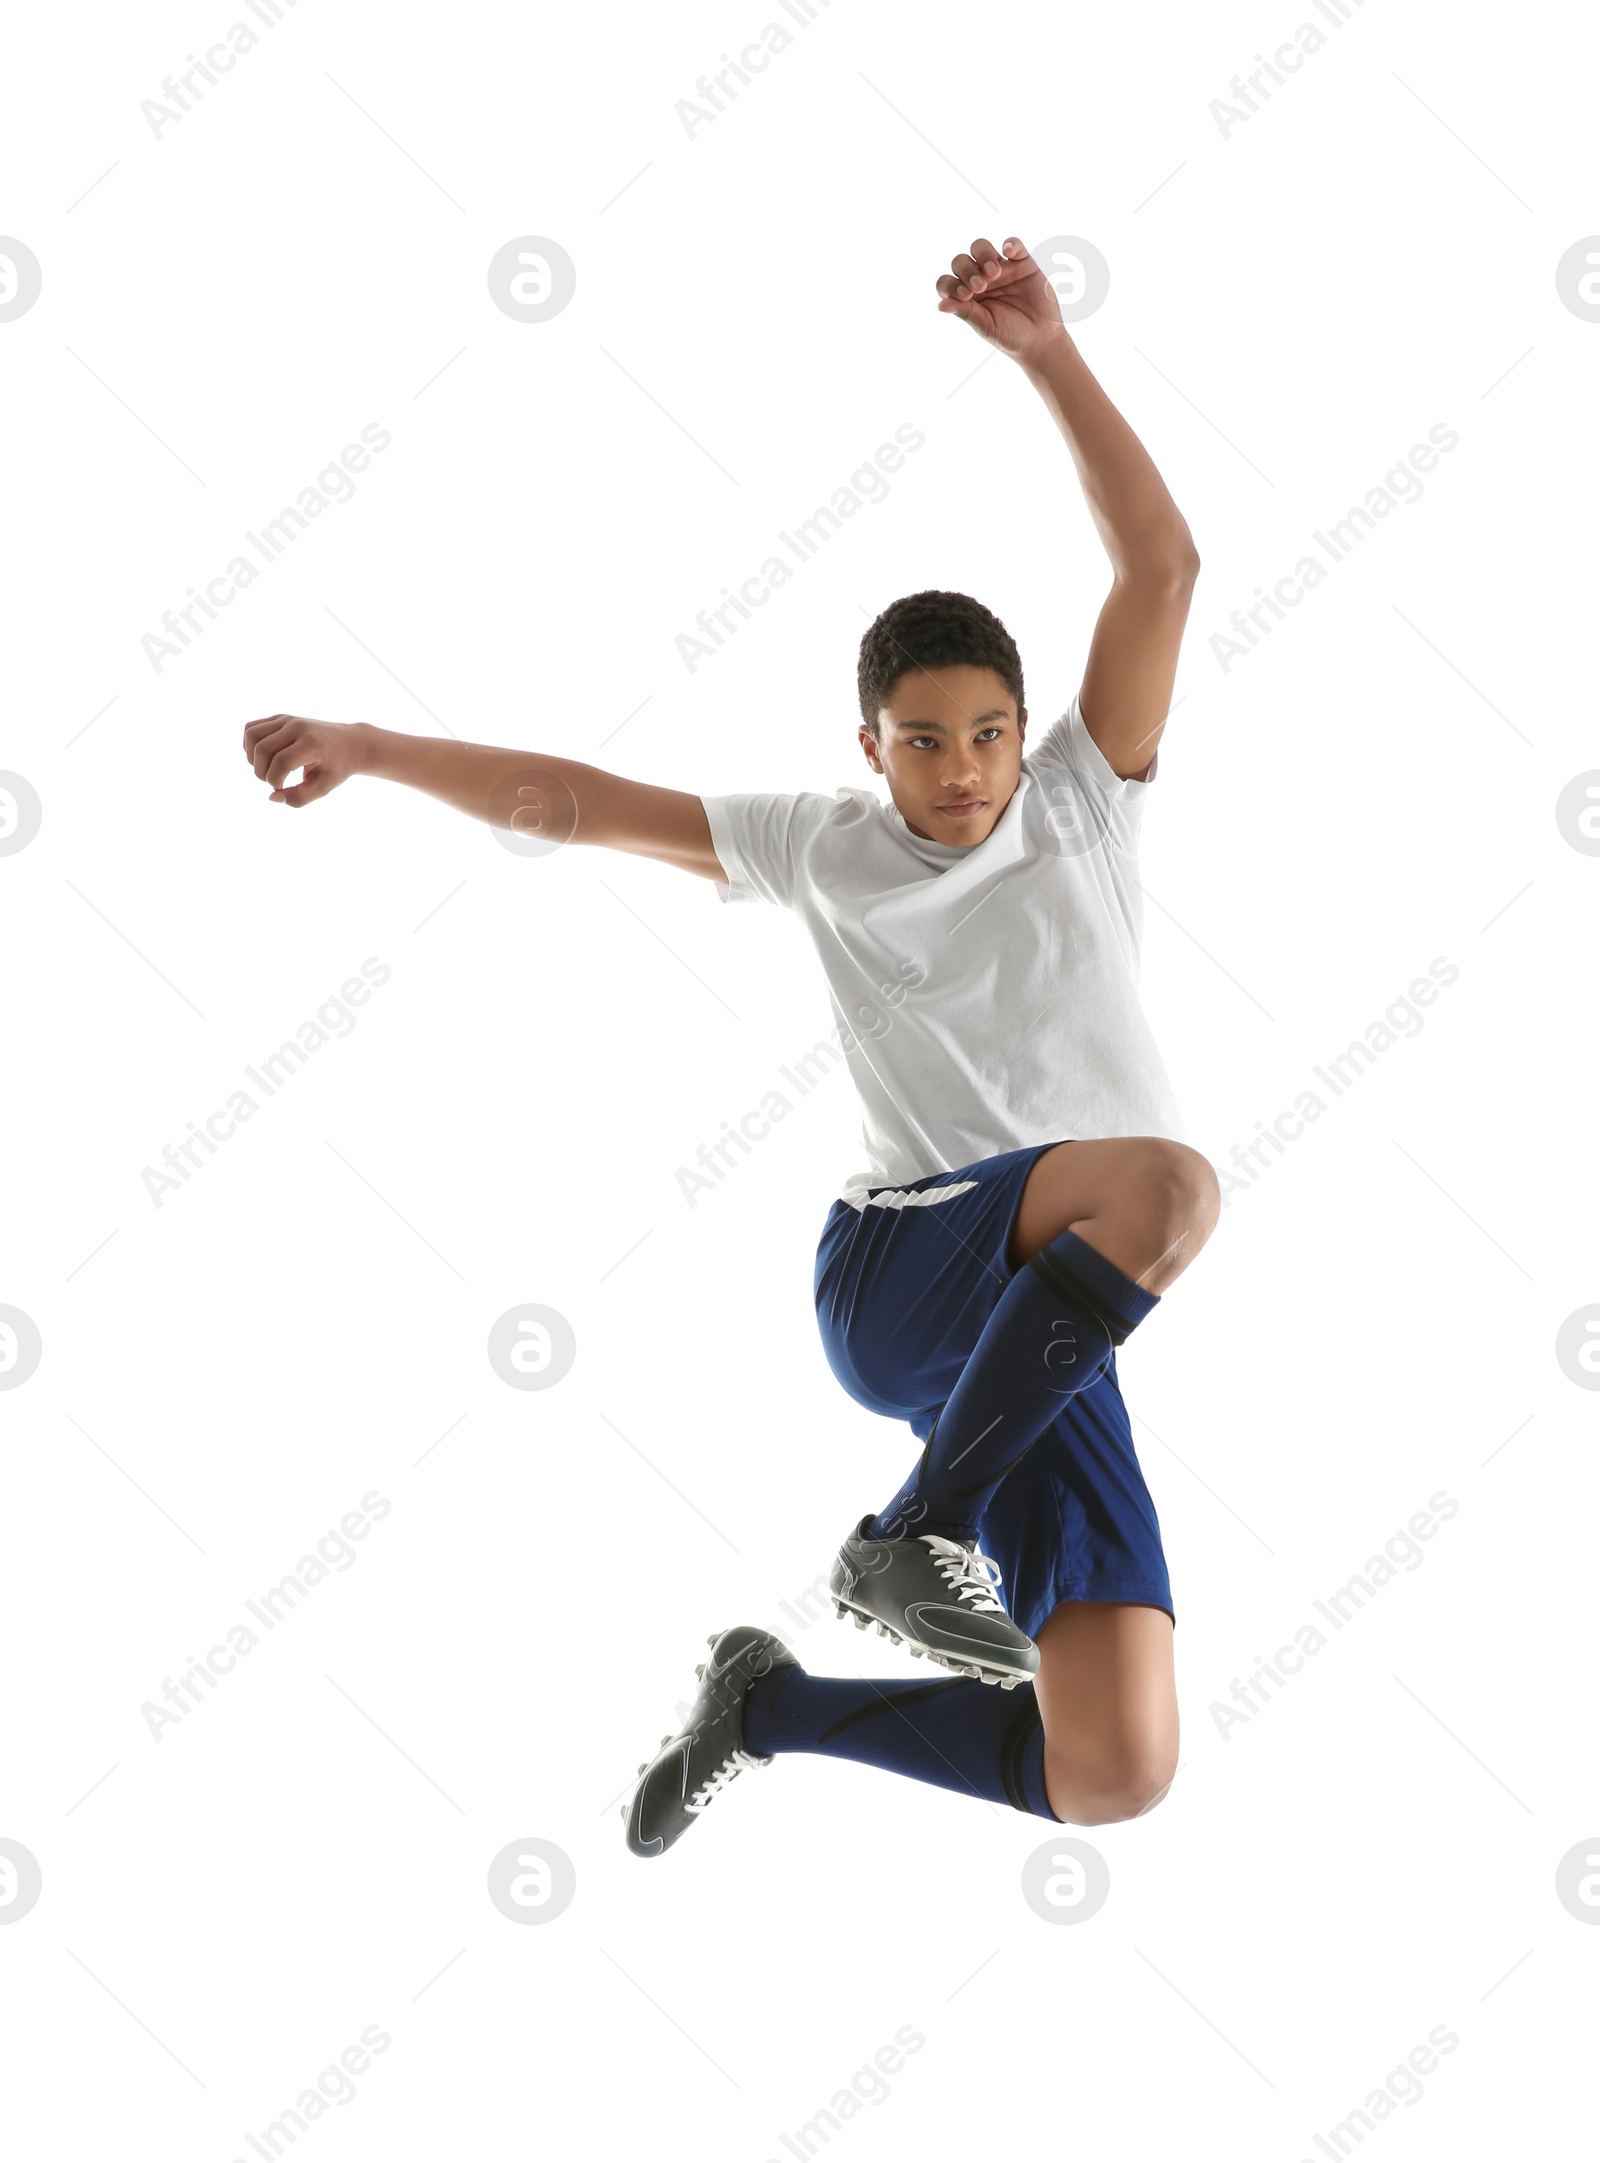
{"left": 891, "top": 708, "right": 1011, "bottom": 732}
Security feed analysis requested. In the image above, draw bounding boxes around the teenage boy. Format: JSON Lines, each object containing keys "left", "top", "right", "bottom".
{"left": 243, "top": 235, "right": 1219, "bottom": 1859}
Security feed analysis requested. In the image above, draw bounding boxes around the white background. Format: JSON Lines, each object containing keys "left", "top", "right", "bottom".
{"left": 2, "top": 0, "right": 1597, "bottom": 2155}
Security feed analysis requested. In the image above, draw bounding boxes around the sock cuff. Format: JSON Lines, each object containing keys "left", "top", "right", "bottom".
{"left": 740, "top": 1663, "right": 796, "bottom": 1756}
{"left": 1028, "top": 1227, "right": 1158, "bottom": 1343}
{"left": 1000, "top": 1688, "right": 1061, "bottom": 1822}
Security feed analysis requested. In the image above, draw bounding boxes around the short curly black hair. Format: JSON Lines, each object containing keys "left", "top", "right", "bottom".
{"left": 857, "top": 589, "right": 1025, "bottom": 742}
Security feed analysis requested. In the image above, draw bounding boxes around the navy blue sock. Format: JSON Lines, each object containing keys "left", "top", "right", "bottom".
{"left": 868, "top": 1227, "right": 1159, "bottom": 1543}
{"left": 742, "top": 1663, "right": 1058, "bottom": 1820}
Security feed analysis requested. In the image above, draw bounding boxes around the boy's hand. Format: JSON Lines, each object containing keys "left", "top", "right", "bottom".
{"left": 243, "top": 713, "right": 367, "bottom": 806}
{"left": 936, "top": 237, "right": 1066, "bottom": 364}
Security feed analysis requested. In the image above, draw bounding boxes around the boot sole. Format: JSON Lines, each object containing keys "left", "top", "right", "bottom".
{"left": 831, "top": 1597, "right": 1035, "bottom": 1688}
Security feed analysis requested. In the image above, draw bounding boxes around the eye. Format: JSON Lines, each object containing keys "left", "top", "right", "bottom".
{"left": 975, "top": 726, "right": 1002, "bottom": 742}
{"left": 908, "top": 735, "right": 938, "bottom": 750}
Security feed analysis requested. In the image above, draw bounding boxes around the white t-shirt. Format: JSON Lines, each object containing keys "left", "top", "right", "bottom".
{"left": 701, "top": 693, "right": 1186, "bottom": 1206}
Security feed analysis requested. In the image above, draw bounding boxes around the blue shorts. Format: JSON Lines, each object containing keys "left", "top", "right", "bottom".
{"left": 813, "top": 1140, "right": 1174, "bottom": 1640}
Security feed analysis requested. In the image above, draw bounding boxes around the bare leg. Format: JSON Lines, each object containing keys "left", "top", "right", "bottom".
{"left": 1032, "top": 1601, "right": 1178, "bottom": 1823}
{"left": 1009, "top": 1135, "right": 1220, "bottom": 1293}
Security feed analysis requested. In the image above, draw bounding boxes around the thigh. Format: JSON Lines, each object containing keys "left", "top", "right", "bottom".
{"left": 978, "top": 1357, "right": 1174, "bottom": 1642}
{"left": 1032, "top": 1600, "right": 1178, "bottom": 1825}
{"left": 1008, "top": 1133, "right": 1219, "bottom": 1277}
{"left": 813, "top": 1144, "right": 1054, "bottom": 1421}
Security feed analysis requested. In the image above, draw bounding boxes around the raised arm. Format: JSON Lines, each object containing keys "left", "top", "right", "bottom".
{"left": 240, "top": 716, "right": 726, "bottom": 880}
{"left": 936, "top": 237, "right": 1199, "bottom": 781}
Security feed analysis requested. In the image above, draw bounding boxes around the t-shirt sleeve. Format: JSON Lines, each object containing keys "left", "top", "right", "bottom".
{"left": 1028, "top": 689, "right": 1160, "bottom": 854}
{"left": 700, "top": 790, "right": 835, "bottom": 908}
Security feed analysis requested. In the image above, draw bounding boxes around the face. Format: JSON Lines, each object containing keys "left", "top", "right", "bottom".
{"left": 860, "top": 664, "right": 1026, "bottom": 847}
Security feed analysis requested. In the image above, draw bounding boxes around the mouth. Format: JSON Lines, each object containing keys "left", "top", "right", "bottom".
{"left": 932, "top": 798, "right": 987, "bottom": 820}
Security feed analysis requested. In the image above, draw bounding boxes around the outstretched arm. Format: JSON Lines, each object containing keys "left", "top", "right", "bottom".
{"left": 936, "top": 237, "right": 1199, "bottom": 781}
{"left": 240, "top": 717, "right": 726, "bottom": 880}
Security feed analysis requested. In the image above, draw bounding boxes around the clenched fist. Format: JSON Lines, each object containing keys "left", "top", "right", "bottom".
{"left": 935, "top": 237, "right": 1068, "bottom": 364}
{"left": 243, "top": 713, "right": 370, "bottom": 807}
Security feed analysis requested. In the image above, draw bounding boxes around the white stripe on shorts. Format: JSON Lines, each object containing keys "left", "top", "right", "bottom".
{"left": 850, "top": 1179, "right": 979, "bottom": 1213}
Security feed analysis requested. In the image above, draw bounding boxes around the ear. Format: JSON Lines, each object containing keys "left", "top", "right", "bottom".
{"left": 858, "top": 726, "right": 885, "bottom": 773}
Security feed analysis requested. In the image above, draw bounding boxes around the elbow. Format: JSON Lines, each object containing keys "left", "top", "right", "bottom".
{"left": 1159, "top": 532, "right": 1201, "bottom": 588}
{"left": 1119, "top": 532, "right": 1200, "bottom": 593}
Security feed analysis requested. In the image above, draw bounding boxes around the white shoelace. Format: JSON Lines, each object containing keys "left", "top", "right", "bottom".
{"left": 686, "top": 1747, "right": 765, "bottom": 1812}
{"left": 922, "top": 1536, "right": 1006, "bottom": 1613}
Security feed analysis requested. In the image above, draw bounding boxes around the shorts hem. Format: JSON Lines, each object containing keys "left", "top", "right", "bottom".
{"left": 1022, "top": 1579, "right": 1175, "bottom": 1633}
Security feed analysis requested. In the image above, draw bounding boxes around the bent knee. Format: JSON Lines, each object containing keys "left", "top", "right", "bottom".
{"left": 1044, "top": 1738, "right": 1178, "bottom": 1826}
{"left": 1136, "top": 1142, "right": 1220, "bottom": 1253}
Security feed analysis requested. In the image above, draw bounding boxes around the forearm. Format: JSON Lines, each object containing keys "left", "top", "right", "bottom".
{"left": 359, "top": 724, "right": 587, "bottom": 831}
{"left": 350, "top": 723, "right": 720, "bottom": 875}
{"left": 1020, "top": 331, "right": 1198, "bottom": 581}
